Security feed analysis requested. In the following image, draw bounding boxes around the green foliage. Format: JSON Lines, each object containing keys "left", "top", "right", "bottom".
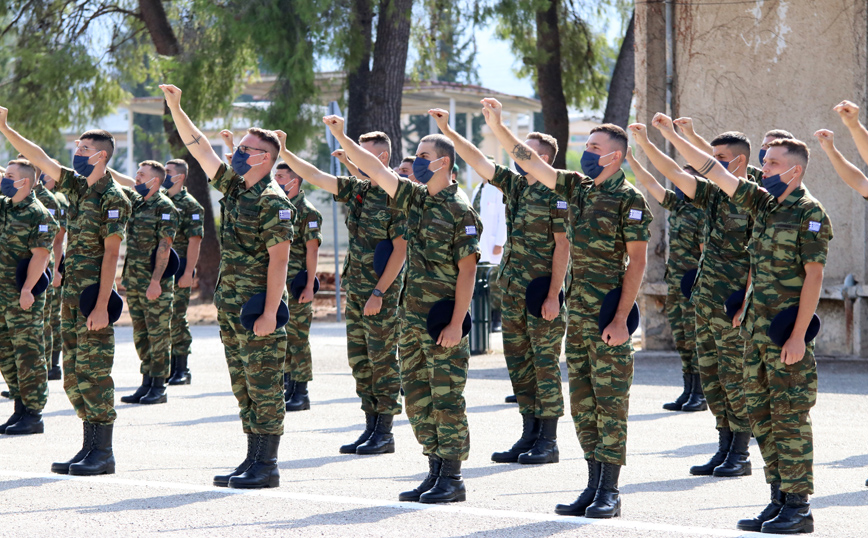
{"left": 409, "top": 0, "right": 482, "bottom": 84}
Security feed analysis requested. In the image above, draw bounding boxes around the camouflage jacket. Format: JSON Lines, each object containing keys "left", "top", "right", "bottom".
{"left": 334, "top": 176, "right": 405, "bottom": 296}
{"left": 210, "top": 164, "right": 295, "bottom": 310}
{"left": 287, "top": 190, "right": 323, "bottom": 283}
{"left": 730, "top": 180, "right": 832, "bottom": 339}
{"left": 32, "top": 182, "right": 60, "bottom": 267}
{"left": 52, "top": 191, "right": 69, "bottom": 230}
{"left": 390, "top": 177, "right": 481, "bottom": 324}
{"left": 660, "top": 189, "right": 705, "bottom": 286}
{"left": 57, "top": 167, "right": 131, "bottom": 301}
{"left": 169, "top": 187, "right": 204, "bottom": 260}
{"left": 490, "top": 164, "right": 568, "bottom": 290}
{"left": 556, "top": 168, "right": 652, "bottom": 318}
{"left": 0, "top": 192, "right": 58, "bottom": 299}
{"left": 121, "top": 186, "right": 180, "bottom": 287}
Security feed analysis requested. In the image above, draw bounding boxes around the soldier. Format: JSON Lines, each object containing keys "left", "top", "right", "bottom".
{"left": 277, "top": 132, "right": 407, "bottom": 455}
{"left": 626, "top": 138, "right": 707, "bottom": 412}
{"left": 759, "top": 130, "right": 795, "bottom": 166}
{"left": 163, "top": 159, "right": 203, "bottom": 386}
{"left": 638, "top": 120, "right": 756, "bottom": 479}
{"left": 161, "top": 84, "right": 293, "bottom": 489}
{"left": 431, "top": 108, "right": 567, "bottom": 465}
{"left": 484, "top": 99, "right": 651, "bottom": 518}
{"left": 661, "top": 116, "right": 830, "bottom": 535}
{"left": 41, "top": 163, "right": 68, "bottom": 381}
{"left": 395, "top": 157, "right": 416, "bottom": 180}
{"left": 273, "top": 162, "right": 322, "bottom": 412}
{"left": 325, "top": 114, "right": 480, "bottom": 504}
{"left": 0, "top": 159, "right": 58, "bottom": 435}
{"left": 110, "top": 162, "right": 180, "bottom": 405}
{"left": 0, "top": 113, "right": 132, "bottom": 475}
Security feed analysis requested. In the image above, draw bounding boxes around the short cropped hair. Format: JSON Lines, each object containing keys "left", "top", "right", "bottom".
{"left": 80, "top": 129, "right": 116, "bottom": 158}
{"left": 526, "top": 132, "right": 559, "bottom": 161}
{"left": 276, "top": 162, "right": 302, "bottom": 183}
{"left": 590, "top": 124, "right": 628, "bottom": 155}
{"left": 7, "top": 159, "right": 36, "bottom": 181}
{"left": 139, "top": 160, "right": 167, "bottom": 180}
{"left": 166, "top": 158, "right": 188, "bottom": 177}
{"left": 359, "top": 131, "right": 392, "bottom": 159}
{"left": 247, "top": 127, "right": 280, "bottom": 163}
{"left": 419, "top": 134, "right": 455, "bottom": 171}
{"left": 402, "top": 156, "right": 415, "bottom": 164}
{"left": 768, "top": 138, "right": 809, "bottom": 169}
{"left": 764, "top": 129, "right": 794, "bottom": 141}
{"left": 710, "top": 131, "right": 751, "bottom": 157}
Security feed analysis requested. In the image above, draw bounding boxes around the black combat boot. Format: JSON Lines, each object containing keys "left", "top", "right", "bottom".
{"left": 518, "top": 418, "right": 559, "bottom": 464}
{"left": 681, "top": 373, "right": 708, "bottom": 412}
{"left": 737, "top": 482, "right": 784, "bottom": 532}
{"left": 761, "top": 492, "right": 813, "bottom": 534}
{"left": 663, "top": 373, "right": 691, "bottom": 411}
{"left": 168, "top": 355, "right": 191, "bottom": 385}
{"left": 283, "top": 373, "right": 295, "bottom": 402}
{"left": 5, "top": 406, "right": 44, "bottom": 435}
{"left": 140, "top": 377, "right": 168, "bottom": 405}
{"left": 285, "top": 381, "right": 309, "bottom": 412}
{"left": 214, "top": 433, "right": 257, "bottom": 487}
{"left": 399, "top": 454, "right": 442, "bottom": 502}
{"left": 504, "top": 395, "right": 517, "bottom": 403}
{"left": 584, "top": 462, "right": 622, "bottom": 518}
{"left": 419, "top": 459, "right": 466, "bottom": 503}
{"left": 0, "top": 398, "right": 24, "bottom": 434}
{"left": 713, "top": 430, "right": 751, "bottom": 477}
{"left": 69, "top": 423, "right": 115, "bottom": 476}
{"left": 120, "top": 374, "right": 152, "bottom": 404}
{"left": 690, "top": 428, "right": 733, "bottom": 475}
{"left": 356, "top": 414, "right": 395, "bottom": 454}
{"left": 228, "top": 434, "right": 281, "bottom": 489}
{"left": 555, "top": 458, "right": 602, "bottom": 515}
{"left": 1, "top": 391, "right": 10, "bottom": 399}
{"left": 340, "top": 413, "right": 377, "bottom": 454}
{"left": 47, "top": 350, "right": 62, "bottom": 380}
{"left": 492, "top": 413, "right": 540, "bottom": 463}
{"left": 52, "top": 422, "right": 95, "bottom": 474}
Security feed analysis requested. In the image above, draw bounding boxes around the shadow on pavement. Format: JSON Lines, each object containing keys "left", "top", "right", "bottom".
{"left": 451, "top": 521, "right": 585, "bottom": 537}
{"left": 268, "top": 505, "right": 405, "bottom": 529}
{"left": 643, "top": 441, "right": 719, "bottom": 459}
{"left": 811, "top": 489, "right": 868, "bottom": 508}
{"left": 172, "top": 391, "right": 235, "bottom": 400}
{"left": 620, "top": 475, "right": 710, "bottom": 494}
{"left": 163, "top": 414, "right": 240, "bottom": 427}
{"left": 78, "top": 491, "right": 231, "bottom": 513}
{"left": 628, "top": 412, "right": 678, "bottom": 422}
{"left": 820, "top": 455, "right": 868, "bottom": 469}
{"left": 0, "top": 477, "right": 56, "bottom": 493}
{"left": 279, "top": 455, "right": 349, "bottom": 470}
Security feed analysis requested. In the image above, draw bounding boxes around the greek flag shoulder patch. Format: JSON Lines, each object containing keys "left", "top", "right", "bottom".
{"left": 308, "top": 221, "right": 318, "bottom": 229}
{"left": 48, "top": 209, "right": 56, "bottom": 216}
{"left": 628, "top": 209, "right": 643, "bottom": 221}
{"left": 279, "top": 209, "right": 292, "bottom": 221}
{"left": 107, "top": 209, "right": 119, "bottom": 219}
{"left": 808, "top": 221, "right": 821, "bottom": 232}
{"left": 556, "top": 200, "right": 568, "bottom": 210}
{"left": 161, "top": 213, "right": 171, "bottom": 221}
{"left": 465, "top": 225, "right": 477, "bottom": 236}
{"left": 191, "top": 213, "right": 200, "bottom": 221}
{"left": 39, "top": 224, "right": 48, "bottom": 232}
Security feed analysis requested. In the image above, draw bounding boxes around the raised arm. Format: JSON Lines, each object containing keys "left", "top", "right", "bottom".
{"left": 834, "top": 100, "right": 868, "bottom": 167}
{"left": 625, "top": 146, "right": 666, "bottom": 204}
{"left": 0, "top": 107, "right": 62, "bottom": 180}
{"left": 158, "top": 85, "right": 223, "bottom": 179}
{"left": 814, "top": 129, "right": 868, "bottom": 198}
{"left": 331, "top": 149, "right": 361, "bottom": 178}
{"left": 629, "top": 123, "right": 699, "bottom": 198}
{"left": 480, "top": 98, "right": 557, "bottom": 189}
{"left": 653, "top": 113, "right": 739, "bottom": 197}
{"left": 274, "top": 130, "right": 339, "bottom": 195}
{"left": 323, "top": 115, "right": 398, "bottom": 197}
{"left": 673, "top": 117, "right": 714, "bottom": 155}
{"left": 108, "top": 168, "right": 135, "bottom": 188}
{"left": 429, "top": 108, "right": 496, "bottom": 181}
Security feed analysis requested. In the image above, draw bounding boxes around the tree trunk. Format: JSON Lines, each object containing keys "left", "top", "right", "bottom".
{"left": 535, "top": 0, "right": 570, "bottom": 170}
{"left": 602, "top": 11, "right": 635, "bottom": 128}
{"left": 345, "top": 0, "right": 374, "bottom": 144}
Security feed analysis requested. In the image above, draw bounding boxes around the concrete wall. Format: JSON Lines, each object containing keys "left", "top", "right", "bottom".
{"left": 635, "top": 1, "right": 868, "bottom": 356}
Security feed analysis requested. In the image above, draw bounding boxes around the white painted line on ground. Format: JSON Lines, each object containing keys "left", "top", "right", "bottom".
{"left": 0, "top": 470, "right": 773, "bottom": 537}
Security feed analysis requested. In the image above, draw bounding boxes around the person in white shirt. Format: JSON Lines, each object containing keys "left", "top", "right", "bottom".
{"left": 470, "top": 171, "right": 507, "bottom": 331}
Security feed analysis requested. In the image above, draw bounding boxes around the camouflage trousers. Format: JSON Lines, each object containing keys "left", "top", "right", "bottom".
{"left": 127, "top": 283, "right": 174, "bottom": 379}
{"left": 0, "top": 295, "right": 48, "bottom": 411}
{"left": 170, "top": 283, "right": 193, "bottom": 357}
{"left": 345, "top": 290, "right": 402, "bottom": 415}
{"left": 49, "top": 282, "right": 63, "bottom": 359}
{"left": 217, "top": 307, "right": 286, "bottom": 436}
{"left": 42, "top": 285, "right": 56, "bottom": 362}
{"left": 502, "top": 280, "right": 566, "bottom": 418}
{"left": 61, "top": 299, "right": 116, "bottom": 424}
{"left": 694, "top": 299, "right": 750, "bottom": 432}
{"left": 285, "top": 300, "right": 313, "bottom": 382}
{"left": 489, "top": 271, "right": 502, "bottom": 312}
{"left": 744, "top": 335, "right": 817, "bottom": 495}
{"left": 400, "top": 321, "right": 470, "bottom": 461}
{"left": 665, "top": 283, "right": 698, "bottom": 374}
{"left": 566, "top": 314, "right": 634, "bottom": 466}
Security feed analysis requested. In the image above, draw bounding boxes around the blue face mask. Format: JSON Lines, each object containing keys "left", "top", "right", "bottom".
{"left": 135, "top": 178, "right": 154, "bottom": 197}
{"left": 758, "top": 149, "right": 767, "bottom": 166}
{"left": 580, "top": 151, "right": 615, "bottom": 179}
{"left": 358, "top": 169, "right": 369, "bottom": 178}
{"left": 162, "top": 174, "right": 175, "bottom": 190}
{"left": 73, "top": 154, "right": 97, "bottom": 177}
{"left": 231, "top": 148, "right": 264, "bottom": 176}
{"left": 38, "top": 173, "right": 46, "bottom": 185}
{"left": 398, "top": 173, "right": 410, "bottom": 179}
{"left": 762, "top": 166, "right": 796, "bottom": 198}
{"left": 1, "top": 177, "right": 20, "bottom": 198}
{"left": 514, "top": 162, "right": 528, "bottom": 177}
{"left": 674, "top": 185, "right": 685, "bottom": 201}
{"left": 412, "top": 156, "right": 444, "bottom": 184}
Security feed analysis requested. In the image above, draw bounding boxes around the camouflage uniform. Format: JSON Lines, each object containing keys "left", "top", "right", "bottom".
{"left": 391, "top": 177, "right": 481, "bottom": 461}
{"left": 490, "top": 164, "right": 567, "bottom": 418}
{"left": 33, "top": 182, "right": 60, "bottom": 364}
{"left": 688, "top": 169, "right": 761, "bottom": 434}
{"left": 732, "top": 179, "right": 831, "bottom": 495}
{"left": 48, "top": 192, "right": 69, "bottom": 361}
{"left": 211, "top": 164, "right": 294, "bottom": 436}
{"left": 57, "top": 167, "right": 131, "bottom": 424}
{"left": 472, "top": 185, "right": 501, "bottom": 313}
{"left": 0, "top": 193, "right": 58, "bottom": 411}
{"left": 335, "top": 176, "right": 405, "bottom": 416}
{"left": 285, "top": 190, "right": 322, "bottom": 383}
{"left": 168, "top": 187, "right": 204, "bottom": 358}
{"left": 120, "top": 186, "right": 179, "bottom": 379}
{"left": 557, "top": 169, "right": 652, "bottom": 466}
{"left": 659, "top": 189, "right": 705, "bottom": 374}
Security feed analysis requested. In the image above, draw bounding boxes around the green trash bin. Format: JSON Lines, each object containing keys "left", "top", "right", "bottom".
{"left": 471, "top": 264, "right": 497, "bottom": 355}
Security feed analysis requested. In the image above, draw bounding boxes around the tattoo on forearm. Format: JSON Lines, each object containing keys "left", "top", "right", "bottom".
{"left": 698, "top": 158, "right": 716, "bottom": 176}
{"left": 512, "top": 144, "right": 532, "bottom": 161}
{"left": 185, "top": 135, "right": 202, "bottom": 146}
{"left": 154, "top": 239, "right": 169, "bottom": 276}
